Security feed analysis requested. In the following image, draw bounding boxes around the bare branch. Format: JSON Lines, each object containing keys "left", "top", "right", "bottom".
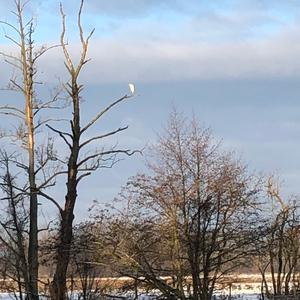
{"left": 4, "top": 34, "right": 21, "bottom": 47}
{"left": 81, "top": 95, "right": 130, "bottom": 134}
{"left": 60, "top": 3, "right": 74, "bottom": 73}
{"left": 37, "top": 170, "right": 68, "bottom": 190}
{"left": 0, "top": 111, "right": 25, "bottom": 120}
{"left": 0, "top": 51, "right": 22, "bottom": 63}
{"left": 78, "top": 149, "right": 140, "bottom": 168}
{"left": 38, "top": 191, "right": 63, "bottom": 213}
{"left": 34, "top": 118, "right": 67, "bottom": 131}
{"left": 32, "top": 44, "right": 61, "bottom": 63}
{"left": 0, "top": 105, "right": 25, "bottom": 115}
{"left": 80, "top": 126, "right": 128, "bottom": 149}
{"left": 78, "top": 0, "right": 85, "bottom": 46}
{"left": 33, "top": 88, "right": 65, "bottom": 116}
{"left": 10, "top": 78, "right": 25, "bottom": 93}
{"left": 74, "top": 0, "right": 95, "bottom": 79}
{"left": 76, "top": 172, "right": 91, "bottom": 184}
{"left": 46, "top": 124, "right": 72, "bottom": 149}
{"left": 4, "top": 58, "right": 22, "bottom": 71}
{"left": 0, "top": 20, "right": 21, "bottom": 34}
{"left": 267, "top": 176, "right": 287, "bottom": 210}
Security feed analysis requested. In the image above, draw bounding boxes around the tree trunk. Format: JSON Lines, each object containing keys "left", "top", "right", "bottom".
{"left": 190, "top": 260, "right": 200, "bottom": 300}
{"left": 27, "top": 138, "right": 39, "bottom": 300}
{"left": 26, "top": 82, "right": 39, "bottom": 300}
{"left": 50, "top": 85, "right": 80, "bottom": 300}
{"left": 19, "top": 6, "right": 39, "bottom": 298}
{"left": 50, "top": 209, "right": 74, "bottom": 300}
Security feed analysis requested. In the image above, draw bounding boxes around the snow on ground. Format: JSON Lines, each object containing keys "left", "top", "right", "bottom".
{"left": 0, "top": 293, "right": 262, "bottom": 300}
{"left": 0, "top": 276, "right": 265, "bottom": 299}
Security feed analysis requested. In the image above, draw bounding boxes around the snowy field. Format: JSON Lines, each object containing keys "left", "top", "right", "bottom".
{"left": 0, "top": 293, "right": 262, "bottom": 300}
{"left": 0, "top": 277, "right": 266, "bottom": 299}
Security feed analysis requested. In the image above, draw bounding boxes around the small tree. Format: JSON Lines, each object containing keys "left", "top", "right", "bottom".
{"left": 0, "top": 152, "right": 29, "bottom": 300}
{"left": 256, "top": 178, "right": 300, "bottom": 297}
{"left": 69, "top": 223, "right": 104, "bottom": 300}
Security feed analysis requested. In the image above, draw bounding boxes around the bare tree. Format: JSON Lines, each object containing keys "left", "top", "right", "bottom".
{"left": 0, "top": 151, "right": 30, "bottom": 300}
{"left": 255, "top": 178, "right": 300, "bottom": 298}
{"left": 102, "top": 211, "right": 188, "bottom": 299}
{"left": 69, "top": 223, "right": 104, "bottom": 300}
{"left": 0, "top": 1, "right": 136, "bottom": 298}
{"left": 92, "top": 111, "right": 262, "bottom": 300}
{"left": 0, "top": 1, "right": 63, "bottom": 298}
{"left": 44, "top": 1, "right": 137, "bottom": 299}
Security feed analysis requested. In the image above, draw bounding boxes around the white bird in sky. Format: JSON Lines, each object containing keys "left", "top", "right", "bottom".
{"left": 128, "top": 83, "right": 135, "bottom": 95}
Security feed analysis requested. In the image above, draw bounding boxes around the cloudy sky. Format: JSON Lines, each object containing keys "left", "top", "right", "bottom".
{"left": 0, "top": 0, "right": 300, "bottom": 220}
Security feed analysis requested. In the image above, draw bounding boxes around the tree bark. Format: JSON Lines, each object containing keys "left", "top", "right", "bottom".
{"left": 50, "top": 83, "right": 80, "bottom": 300}
{"left": 26, "top": 90, "right": 39, "bottom": 300}
{"left": 21, "top": 10, "right": 39, "bottom": 299}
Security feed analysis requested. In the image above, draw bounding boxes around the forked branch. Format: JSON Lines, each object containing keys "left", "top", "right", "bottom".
{"left": 81, "top": 95, "right": 130, "bottom": 134}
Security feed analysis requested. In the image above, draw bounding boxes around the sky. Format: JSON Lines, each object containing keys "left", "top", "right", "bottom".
{"left": 0, "top": 0, "right": 300, "bottom": 221}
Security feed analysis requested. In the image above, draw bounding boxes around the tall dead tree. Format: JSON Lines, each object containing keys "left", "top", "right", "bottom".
{"left": 0, "top": 1, "right": 63, "bottom": 298}
{"left": 0, "top": 1, "right": 39, "bottom": 296}
{"left": 47, "top": 1, "right": 137, "bottom": 299}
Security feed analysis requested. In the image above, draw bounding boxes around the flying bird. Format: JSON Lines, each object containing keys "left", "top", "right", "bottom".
{"left": 128, "top": 83, "right": 135, "bottom": 95}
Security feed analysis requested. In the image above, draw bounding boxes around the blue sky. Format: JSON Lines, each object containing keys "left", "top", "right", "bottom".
{"left": 0, "top": 0, "right": 300, "bottom": 220}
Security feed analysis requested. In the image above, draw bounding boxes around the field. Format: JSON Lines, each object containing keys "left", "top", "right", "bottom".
{"left": 0, "top": 273, "right": 268, "bottom": 299}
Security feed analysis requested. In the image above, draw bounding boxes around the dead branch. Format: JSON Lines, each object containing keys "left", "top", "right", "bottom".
{"left": 46, "top": 124, "right": 72, "bottom": 149}
{"left": 80, "top": 95, "right": 130, "bottom": 134}
{"left": 60, "top": 3, "right": 74, "bottom": 74}
{"left": 37, "top": 170, "right": 68, "bottom": 190}
{"left": 76, "top": 172, "right": 91, "bottom": 184}
{"left": 38, "top": 191, "right": 62, "bottom": 214}
{"left": 0, "top": 105, "right": 25, "bottom": 115}
{"left": 0, "top": 111, "right": 25, "bottom": 120}
{"left": 80, "top": 126, "right": 128, "bottom": 149}
{"left": 34, "top": 118, "right": 67, "bottom": 131}
{"left": 267, "top": 176, "right": 287, "bottom": 210}
{"left": 77, "top": 149, "right": 140, "bottom": 168}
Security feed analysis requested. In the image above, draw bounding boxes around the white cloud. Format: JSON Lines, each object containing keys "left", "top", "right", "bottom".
{"left": 28, "top": 25, "right": 300, "bottom": 85}
{"left": 1, "top": 0, "right": 300, "bottom": 85}
{"left": 0, "top": 21, "right": 300, "bottom": 86}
